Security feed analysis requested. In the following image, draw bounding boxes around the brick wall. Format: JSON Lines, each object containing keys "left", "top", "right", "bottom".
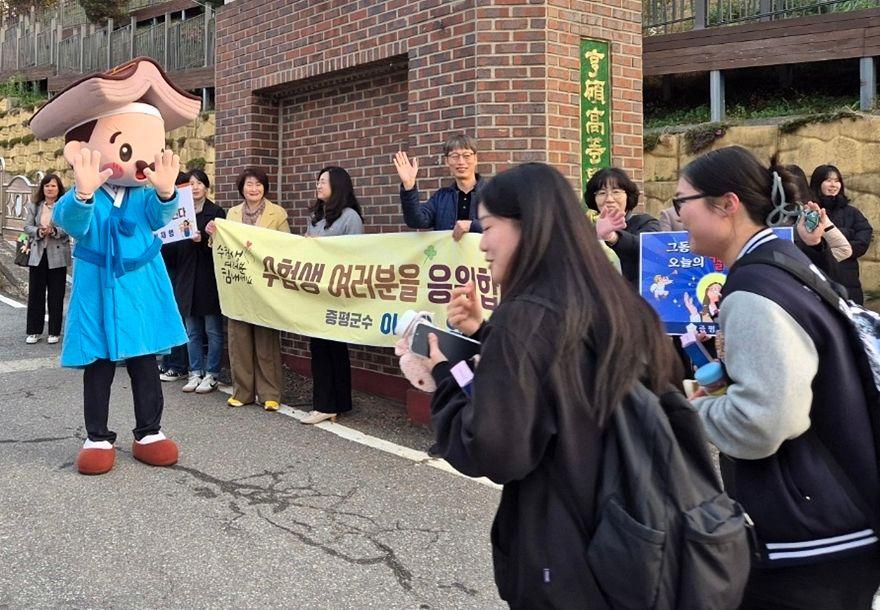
{"left": 215, "top": 0, "right": 643, "bottom": 399}
{"left": 545, "top": 0, "right": 644, "bottom": 188}
{"left": 280, "top": 67, "right": 411, "bottom": 376}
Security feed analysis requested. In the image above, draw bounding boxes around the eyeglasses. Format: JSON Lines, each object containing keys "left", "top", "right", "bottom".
{"left": 595, "top": 189, "right": 626, "bottom": 200}
{"left": 446, "top": 152, "right": 475, "bottom": 162}
{"left": 672, "top": 192, "right": 706, "bottom": 215}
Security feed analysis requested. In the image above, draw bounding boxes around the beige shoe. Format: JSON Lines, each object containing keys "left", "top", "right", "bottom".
{"left": 300, "top": 410, "right": 337, "bottom": 425}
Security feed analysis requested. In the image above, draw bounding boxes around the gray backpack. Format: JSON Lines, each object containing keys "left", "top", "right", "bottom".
{"left": 586, "top": 384, "right": 752, "bottom": 609}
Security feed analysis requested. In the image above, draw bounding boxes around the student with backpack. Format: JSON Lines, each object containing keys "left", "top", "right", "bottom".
{"left": 678, "top": 146, "right": 880, "bottom": 609}
{"left": 418, "top": 162, "right": 749, "bottom": 609}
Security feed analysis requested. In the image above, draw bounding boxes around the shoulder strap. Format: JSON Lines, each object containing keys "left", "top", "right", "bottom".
{"left": 738, "top": 249, "right": 880, "bottom": 528}
{"left": 735, "top": 249, "right": 847, "bottom": 312}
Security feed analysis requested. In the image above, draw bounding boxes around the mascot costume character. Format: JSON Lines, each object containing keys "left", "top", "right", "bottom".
{"left": 30, "top": 58, "right": 201, "bottom": 475}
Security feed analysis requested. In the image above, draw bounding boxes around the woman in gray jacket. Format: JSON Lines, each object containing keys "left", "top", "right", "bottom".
{"left": 23, "top": 174, "right": 70, "bottom": 344}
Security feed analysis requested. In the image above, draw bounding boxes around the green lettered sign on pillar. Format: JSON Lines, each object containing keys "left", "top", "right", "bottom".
{"left": 580, "top": 39, "right": 612, "bottom": 190}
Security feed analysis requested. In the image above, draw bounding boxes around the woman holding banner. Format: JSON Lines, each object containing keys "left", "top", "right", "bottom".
{"left": 301, "top": 166, "right": 364, "bottom": 425}
{"left": 206, "top": 167, "right": 290, "bottom": 411}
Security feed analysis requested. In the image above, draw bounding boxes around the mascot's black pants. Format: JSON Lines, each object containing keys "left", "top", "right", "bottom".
{"left": 83, "top": 355, "right": 163, "bottom": 444}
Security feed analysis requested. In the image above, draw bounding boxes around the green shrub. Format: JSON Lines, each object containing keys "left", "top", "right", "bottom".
{"left": 644, "top": 132, "right": 661, "bottom": 152}
{"left": 779, "top": 109, "right": 860, "bottom": 135}
{"left": 683, "top": 122, "right": 728, "bottom": 155}
{"left": 185, "top": 157, "right": 207, "bottom": 171}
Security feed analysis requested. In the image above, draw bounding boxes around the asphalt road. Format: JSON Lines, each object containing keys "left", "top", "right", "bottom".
{"left": 0, "top": 289, "right": 503, "bottom": 609}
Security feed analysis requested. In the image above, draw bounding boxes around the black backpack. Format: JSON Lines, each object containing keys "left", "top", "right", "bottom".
{"left": 586, "top": 384, "right": 752, "bottom": 609}
{"left": 737, "top": 248, "right": 880, "bottom": 400}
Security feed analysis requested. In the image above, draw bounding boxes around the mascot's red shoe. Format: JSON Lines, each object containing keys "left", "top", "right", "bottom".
{"left": 76, "top": 447, "right": 116, "bottom": 475}
{"left": 132, "top": 438, "right": 179, "bottom": 467}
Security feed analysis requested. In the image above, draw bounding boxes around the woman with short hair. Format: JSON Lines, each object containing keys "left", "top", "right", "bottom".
{"left": 809, "top": 164, "right": 873, "bottom": 304}
{"left": 586, "top": 167, "right": 660, "bottom": 287}
{"left": 206, "top": 167, "right": 290, "bottom": 411}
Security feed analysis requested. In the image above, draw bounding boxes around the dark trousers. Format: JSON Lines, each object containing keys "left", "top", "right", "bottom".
{"left": 83, "top": 355, "right": 164, "bottom": 444}
{"left": 740, "top": 552, "right": 880, "bottom": 609}
{"left": 309, "top": 337, "right": 352, "bottom": 414}
{"left": 161, "top": 343, "right": 188, "bottom": 373}
{"left": 26, "top": 253, "right": 66, "bottom": 335}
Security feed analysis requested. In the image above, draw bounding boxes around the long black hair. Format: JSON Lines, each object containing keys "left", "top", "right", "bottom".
{"left": 311, "top": 166, "right": 363, "bottom": 228}
{"left": 680, "top": 146, "right": 800, "bottom": 226}
{"left": 34, "top": 173, "right": 65, "bottom": 205}
{"left": 480, "top": 162, "right": 680, "bottom": 425}
{"left": 809, "top": 164, "right": 848, "bottom": 205}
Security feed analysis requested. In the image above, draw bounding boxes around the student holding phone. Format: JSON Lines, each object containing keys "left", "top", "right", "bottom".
{"left": 421, "top": 162, "right": 680, "bottom": 608}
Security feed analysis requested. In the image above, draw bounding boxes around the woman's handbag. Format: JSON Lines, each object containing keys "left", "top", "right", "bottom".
{"left": 14, "top": 234, "right": 31, "bottom": 267}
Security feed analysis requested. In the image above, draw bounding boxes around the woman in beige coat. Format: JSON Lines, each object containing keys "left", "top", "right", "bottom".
{"left": 23, "top": 174, "right": 71, "bottom": 344}
{"left": 206, "top": 167, "right": 290, "bottom": 410}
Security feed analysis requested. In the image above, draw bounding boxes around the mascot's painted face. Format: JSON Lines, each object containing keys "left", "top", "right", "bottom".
{"left": 63, "top": 113, "right": 166, "bottom": 188}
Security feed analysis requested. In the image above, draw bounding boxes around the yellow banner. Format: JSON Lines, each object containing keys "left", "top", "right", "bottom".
{"left": 211, "top": 219, "right": 499, "bottom": 347}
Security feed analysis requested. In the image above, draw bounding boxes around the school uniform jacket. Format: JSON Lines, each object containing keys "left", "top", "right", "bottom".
{"left": 694, "top": 233, "right": 878, "bottom": 567}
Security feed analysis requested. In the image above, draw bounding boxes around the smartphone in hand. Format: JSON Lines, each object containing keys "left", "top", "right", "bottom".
{"left": 410, "top": 321, "right": 480, "bottom": 364}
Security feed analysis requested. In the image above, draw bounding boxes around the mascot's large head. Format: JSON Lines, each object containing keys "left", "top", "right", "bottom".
{"left": 29, "top": 57, "right": 201, "bottom": 187}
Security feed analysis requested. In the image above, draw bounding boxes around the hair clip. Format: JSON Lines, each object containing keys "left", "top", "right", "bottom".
{"left": 765, "top": 171, "right": 820, "bottom": 232}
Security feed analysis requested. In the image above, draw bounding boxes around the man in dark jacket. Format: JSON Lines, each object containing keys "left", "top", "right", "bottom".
{"left": 393, "top": 134, "right": 485, "bottom": 241}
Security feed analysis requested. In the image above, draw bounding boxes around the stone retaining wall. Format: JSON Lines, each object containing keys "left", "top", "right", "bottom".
{"left": 0, "top": 99, "right": 215, "bottom": 186}
{"left": 644, "top": 116, "right": 880, "bottom": 292}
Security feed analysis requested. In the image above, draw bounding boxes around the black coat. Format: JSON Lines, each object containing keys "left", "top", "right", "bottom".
{"left": 796, "top": 238, "right": 841, "bottom": 284}
{"left": 430, "top": 293, "right": 608, "bottom": 609}
{"left": 819, "top": 195, "right": 874, "bottom": 304}
{"left": 163, "top": 199, "right": 227, "bottom": 316}
{"left": 607, "top": 212, "right": 660, "bottom": 288}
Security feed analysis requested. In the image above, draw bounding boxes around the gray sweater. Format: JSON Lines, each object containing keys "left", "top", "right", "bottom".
{"left": 305, "top": 207, "right": 363, "bottom": 237}
{"left": 693, "top": 291, "right": 818, "bottom": 460}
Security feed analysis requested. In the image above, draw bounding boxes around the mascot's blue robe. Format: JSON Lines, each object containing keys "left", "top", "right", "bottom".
{"left": 53, "top": 185, "right": 187, "bottom": 367}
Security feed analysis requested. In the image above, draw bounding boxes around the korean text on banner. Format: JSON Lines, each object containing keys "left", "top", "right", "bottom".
{"left": 639, "top": 229, "right": 793, "bottom": 336}
{"left": 212, "top": 219, "right": 499, "bottom": 347}
{"left": 156, "top": 184, "right": 197, "bottom": 244}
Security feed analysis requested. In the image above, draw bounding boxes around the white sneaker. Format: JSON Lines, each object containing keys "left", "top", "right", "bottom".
{"left": 182, "top": 374, "right": 202, "bottom": 393}
{"left": 47, "top": 335, "right": 60, "bottom": 344}
{"left": 25, "top": 335, "right": 40, "bottom": 344}
{"left": 195, "top": 373, "right": 218, "bottom": 394}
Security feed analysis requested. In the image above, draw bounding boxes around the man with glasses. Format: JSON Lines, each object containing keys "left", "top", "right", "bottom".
{"left": 393, "top": 134, "right": 485, "bottom": 241}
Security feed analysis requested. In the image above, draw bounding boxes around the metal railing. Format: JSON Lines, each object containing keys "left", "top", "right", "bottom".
{"left": 59, "top": 0, "right": 162, "bottom": 30}
{"left": 110, "top": 24, "right": 132, "bottom": 67}
{"left": 135, "top": 21, "right": 166, "bottom": 67}
{"left": 0, "top": 8, "right": 215, "bottom": 77}
{"left": 645, "top": 0, "right": 880, "bottom": 34}
{"left": 57, "top": 32, "right": 80, "bottom": 73}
